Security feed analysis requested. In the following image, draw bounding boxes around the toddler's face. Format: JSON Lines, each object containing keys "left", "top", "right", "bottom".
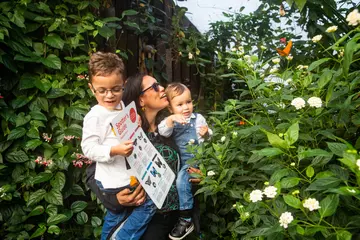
{"left": 89, "top": 72, "right": 124, "bottom": 109}
{"left": 169, "top": 89, "right": 193, "bottom": 119}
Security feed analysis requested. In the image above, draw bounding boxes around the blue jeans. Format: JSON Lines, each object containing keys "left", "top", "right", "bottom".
{"left": 176, "top": 164, "right": 194, "bottom": 211}
{"left": 101, "top": 196, "right": 156, "bottom": 240}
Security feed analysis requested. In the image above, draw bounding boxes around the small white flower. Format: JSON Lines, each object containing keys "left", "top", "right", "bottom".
{"left": 346, "top": 9, "right": 360, "bottom": 26}
{"left": 260, "top": 45, "right": 267, "bottom": 50}
{"left": 243, "top": 55, "right": 251, "bottom": 61}
{"left": 227, "top": 62, "right": 232, "bottom": 69}
{"left": 263, "top": 186, "right": 277, "bottom": 198}
{"left": 232, "top": 204, "right": 236, "bottom": 208}
{"left": 196, "top": 48, "right": 200, "bottom": 55}
{"left": 339, "top": 49, "right": 344, "bottom": 57}
{"left": 188, "top": 52, "right": 193, "bottom": 59}
{"left": 307, "top": 97, "right": 322, "bottom": 108}
{"left": 178, "top": 52, "right": 183, "bottom": 56}
{"left": 312, "top": 35, "right": 322, "bottom": 43}
{"left": 238, "top": 46, "right": 244, "bottom": 51}
{"left": 272, "top": 58, "right": 281, "bottom": 64}
{"left": 269, "top": 67, "right": 279, "bottom": 74}
{"left": 221, "top": 136, "right": 226, "bottom": 142}
{"left": 326, "top": 26, "right": 338, "bottom": 33}
{"left": 188, "top": 139, "right": 195, "bottom": 145}
{"left": 302, "top": 65, "right": 308, "bottom": 70}
{"left": 290, "top": 162, "right": 296, "bottom": 167}
{"left": 243, "top": 212, "right": 250, "bottom": 217}
{"left": 356, "top": 159, "right": 360, "bottom": 170}
{"left": 249, "top": 189, "right": 263, "bottom": 202}
{"left": 207, "top": 170, "right": 216, "bottom": 176}
{"left": 291, "top": 97, "right": 306, "bottom": 110}
{"left": 279, "top": 212, "right": 294, "bottom": 228}
{"left": 296, "top": 64, "right": 304, "bottom": 70}
{"left": 232, "top": 131, "right": 238, "bottom": 138}
{"left": 285, "top": 78, "right": 292, "bottom": 84}
{"left": 303, "top": 198, "right": 321, "bottom": 211}
{"left": 231, "top": 47, "right": 237, "bottom": 52}
{"left": 286, "top": 55, "right": 293, "bottom": 61}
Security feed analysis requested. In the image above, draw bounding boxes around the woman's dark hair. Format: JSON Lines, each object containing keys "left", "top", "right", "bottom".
{"left": 122, "top": 73, "right": 151, "bottom": 131}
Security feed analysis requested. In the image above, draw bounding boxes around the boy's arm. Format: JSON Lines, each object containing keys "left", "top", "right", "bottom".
{"left": 158, "top": 117, "right": 174, "bottom": 137}
{"left": 81, "top": 116, "right": 114, "bottom": 162}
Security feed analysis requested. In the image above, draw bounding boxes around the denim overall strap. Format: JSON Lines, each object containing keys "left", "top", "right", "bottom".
{"left": 172, "top": 113, "right": 198, "bottom": 168}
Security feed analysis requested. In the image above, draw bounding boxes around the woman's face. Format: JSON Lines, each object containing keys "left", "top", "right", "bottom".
{"left": 140, "top": 75, "right": 168, "bottom": 111}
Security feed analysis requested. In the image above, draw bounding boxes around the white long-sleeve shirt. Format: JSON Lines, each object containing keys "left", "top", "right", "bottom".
{"left": 158, "top": 113, "right": 212, "bottom": 143}
{"left": 81, "top": 102, "right": 133, "bottom": 189}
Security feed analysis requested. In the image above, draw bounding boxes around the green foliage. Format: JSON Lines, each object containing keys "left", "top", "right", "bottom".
{"left": 192, "top": 10, "right": 360, "bottom": 239}
{"left": 0, "top": 0, "right": 125, "bottom": 239}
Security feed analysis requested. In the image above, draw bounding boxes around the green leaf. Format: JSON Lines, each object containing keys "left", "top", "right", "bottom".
{"left": 46, "top": 204, "right": 58, "bottom": 216}
{"left": 71, "top": 201, "right": 88, "bottom": 213}
{"left": 284, "top": 122, "right": 299, "bottom": 146}
{"left": 11, "top": 95, "right": 33, "bottom": 109}
{"left": 6, "top": 150, "right": 29, "bottom": 163}
{"left": 29, "top": 225, "right": 46, "bottom": 239}
{"left": 319, "top": 194, "right": 339, "bottom": 218}
{"left": 66, "top": 106, "right": 87, "bottom": 120}
{"left": 308, "top": 58, "right": 331, "bottom": 72}
{"left": 34, "top": 78, "right": 52, "bottom": 93}
{"left": 298, "top": 148, "right": 332, "bottom": 161}
{"left": 253, "top": 148, "right": 283, "bottom": 157}
{"left": 306, "top": 177, "right": 341, "bottom": 191}
{"left": 335, "top": 230, "right": 352, "bottom": 240}
{"left": 44, "top": 189, "right": 63, "bottom": 206}
{"left": 121, "top": 9, "right": 138, "bottom": 18}
{"left": 76, "top": 211, "right": 88, "bottom": 225}
{"left": 296, "top": 225, "right": 305, "bottom": 235}
{"left": 32, "top": 172, "right": 53, "bottom": 185}
{"left": 123, "top": 21, "right": 140, "bottom": 31}
{"left": 283, "top": 195, "right": 301, "bottom": 209}
{"left": 15, "top": 114, "right": 31, "bottom": 127}
{"left": 327, "top": 142, "right": 347, "bottom": 157}
{"left": 51, "top": 105, "right": 65, "bottom": 119}
{"left": 294, "top": 0, "right": 307, "bottom": 11}
{"left": 0, "top": 141, "right": 12, "bottom": 152}
{"left": 7, "top": 127, "right": 26, "bottom": 140}
{"left": 318, "top": 70, "right": 333, "bottom": 89}
{"left": 91, "top": 216, "right": 102, "bottom": 227}
{"left": 44, "top": 34, "right": 65, "bottom": 50}
{"left": 71, "top": 184, "right": 85, "bottom": 196}
{"left": 28, "top": 205, "right": 45, "bottom": 217}
{"left": 58, "top": 146, "right": 69, "bottom": 157}
{"left": 98, "top": 26, "right": 114, "bottom": 39}
{"left": 306, "top": 166, "right": 315, "bottom": 178}
{"left": 47, "top": 225, "right": 60, "bottom": 235}
{"left": 41, "top": 54, "right": 61, "bottom": 70}
{"left": 270, "top": 169, "right": 291, "bottom": 185}
{"left": 280, "top": 177, "right": 300, "bottom": 188}
{"left": 31, "top": 97, "right": 49, "bottom": 112}
{"left": 27, "top": 189, "right": 46, "bottom": 207}
{"left": 50, "top": 172, "right": 66, "bottom": 191}
{"left": 10, "top": 10, "right": 25, "bottom": 28}
{"left": 47, "top": 214, "right": 68, "bottom": 225}
{"left": 262, "top": 130, "right": 289, "bottom": 149}
{"left": 46, "top": 88, "right": 68, "bottom": 98}
{"left": 77, "top": 2, "right": 89, "bottom": 10}
{"left": 343, "top": 40, "right": 358, "bottom": 78}
{"left": 30, "top": 111, "right": 47, "bottom": 121}
{"left": 19, "top": 73, "right": 37, "bottom": 90}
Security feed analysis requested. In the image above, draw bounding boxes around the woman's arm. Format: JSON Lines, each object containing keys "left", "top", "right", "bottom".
{"left": 85, "top": 163, "right": 146, "bottom": 212}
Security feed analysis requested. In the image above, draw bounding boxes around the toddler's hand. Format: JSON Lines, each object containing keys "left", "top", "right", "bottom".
{"left": 111, "top": 140, "right": 133, "bottom": 157}
{"left": 198, "top": 125, "right": 209, "bottom": 137}
{"left": 170, "top": 114, "right": 187, "bottom": 125}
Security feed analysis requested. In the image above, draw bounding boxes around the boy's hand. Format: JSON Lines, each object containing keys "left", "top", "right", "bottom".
{"left": 166, "top": 114, "right": 187, "bottom": 127}
{"left": 110, "top": 140, "right": 133, "bottom": 157}
{"left": 198, "top": 125, "right": 209, "bottom": 138}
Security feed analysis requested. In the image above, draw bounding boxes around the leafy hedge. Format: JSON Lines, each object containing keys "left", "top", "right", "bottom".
{"left": 0, "top": 1, "right": 141, "bottom": 239}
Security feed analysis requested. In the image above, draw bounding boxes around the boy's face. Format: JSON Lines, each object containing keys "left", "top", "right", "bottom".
{"left": 89, "top": 72, "right": 124, "bottom": 109}
{"left": 169, "top": 89, "right": 193, "bottom": 119}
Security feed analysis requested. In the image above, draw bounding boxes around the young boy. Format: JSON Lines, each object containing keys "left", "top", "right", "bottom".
{"left": 158, "top": 83, "right": 212, "bottom": 240}
{"left": 81, "top": 52, "right": 156, "bottom": 240}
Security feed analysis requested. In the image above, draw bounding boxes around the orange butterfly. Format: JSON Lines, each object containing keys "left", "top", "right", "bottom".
{"left": 276, "top": 40, "right": 292, "bottom": 57}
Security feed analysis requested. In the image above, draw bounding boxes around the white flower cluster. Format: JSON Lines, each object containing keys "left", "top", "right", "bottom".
{"left": 272, "top": 58, "right": 281, "bottom": 64}
{"left": 326, "top": 26, "right": 338, "bottom": 33}
{"left": 303, "top": 198, "right": 321, "bottom": 211}
{"left": 279, "top": 212, "right": 294, "bottom": 229}
{"left": 207, "top": 170, "right": 216, "bottom": 176}
{"left": 291, "top": 97, "right": 322, "bottom": 110}
{"left": 346, "top": 9, "right": 360, "bottom": 26}
{"left": 220, "top": 136, "right": 226, "bottom": 142}
{"left": 249, "top": 186, "right": 278, "bottom": 203}
{"left": 296, "top": 65, "right": 308, "bottom": 70}
{"left": 312, "top": 35, "right": 322, "bottom": 43}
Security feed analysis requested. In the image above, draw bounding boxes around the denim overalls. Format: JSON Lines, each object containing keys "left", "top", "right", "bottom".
{"left": 172, "top": 114, "right": 198, "bottom": 211}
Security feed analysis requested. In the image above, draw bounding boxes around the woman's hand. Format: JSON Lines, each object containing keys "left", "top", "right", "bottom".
{"left": 187, "top": 167, "right": 203, "bottom": 183}
{"left": 116, "top": 184, "right": 146, "bottom": 206}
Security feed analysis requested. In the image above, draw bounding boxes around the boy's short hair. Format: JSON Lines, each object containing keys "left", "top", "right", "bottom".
{"left": 165, "top": 82, "right": 190, "bottom": 101}
{"left": 88, "top": 52, "right": 125, "bottom": 82}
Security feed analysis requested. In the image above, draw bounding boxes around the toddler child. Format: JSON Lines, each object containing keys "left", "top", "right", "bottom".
{"left": 158, "top": 83, "right": 212, "bottom": 240}
{"left": 81, "top": 52, "right": 156, "bottom": 240}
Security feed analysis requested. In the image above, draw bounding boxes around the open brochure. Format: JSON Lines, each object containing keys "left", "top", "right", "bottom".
{"left": 110, "top": 101, "right": 175, "bottom": 209}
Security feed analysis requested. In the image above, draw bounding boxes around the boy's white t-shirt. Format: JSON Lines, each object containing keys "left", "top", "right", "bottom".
{"left": 81, "top": 102, "right": 133, "bottom": 189}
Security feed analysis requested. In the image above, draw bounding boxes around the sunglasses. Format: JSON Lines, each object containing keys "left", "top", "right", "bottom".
{"left": 141, "top": 82, "right": 161, "bottom": 95}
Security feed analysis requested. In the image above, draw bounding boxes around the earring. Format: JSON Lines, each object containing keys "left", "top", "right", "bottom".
{"left": 141, "top": 106, "right": 146, "bottom": 111}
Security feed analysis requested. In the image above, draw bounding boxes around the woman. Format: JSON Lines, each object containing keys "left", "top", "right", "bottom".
{"left": 86, "top": 73, "right": 200, "bottom": 240}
